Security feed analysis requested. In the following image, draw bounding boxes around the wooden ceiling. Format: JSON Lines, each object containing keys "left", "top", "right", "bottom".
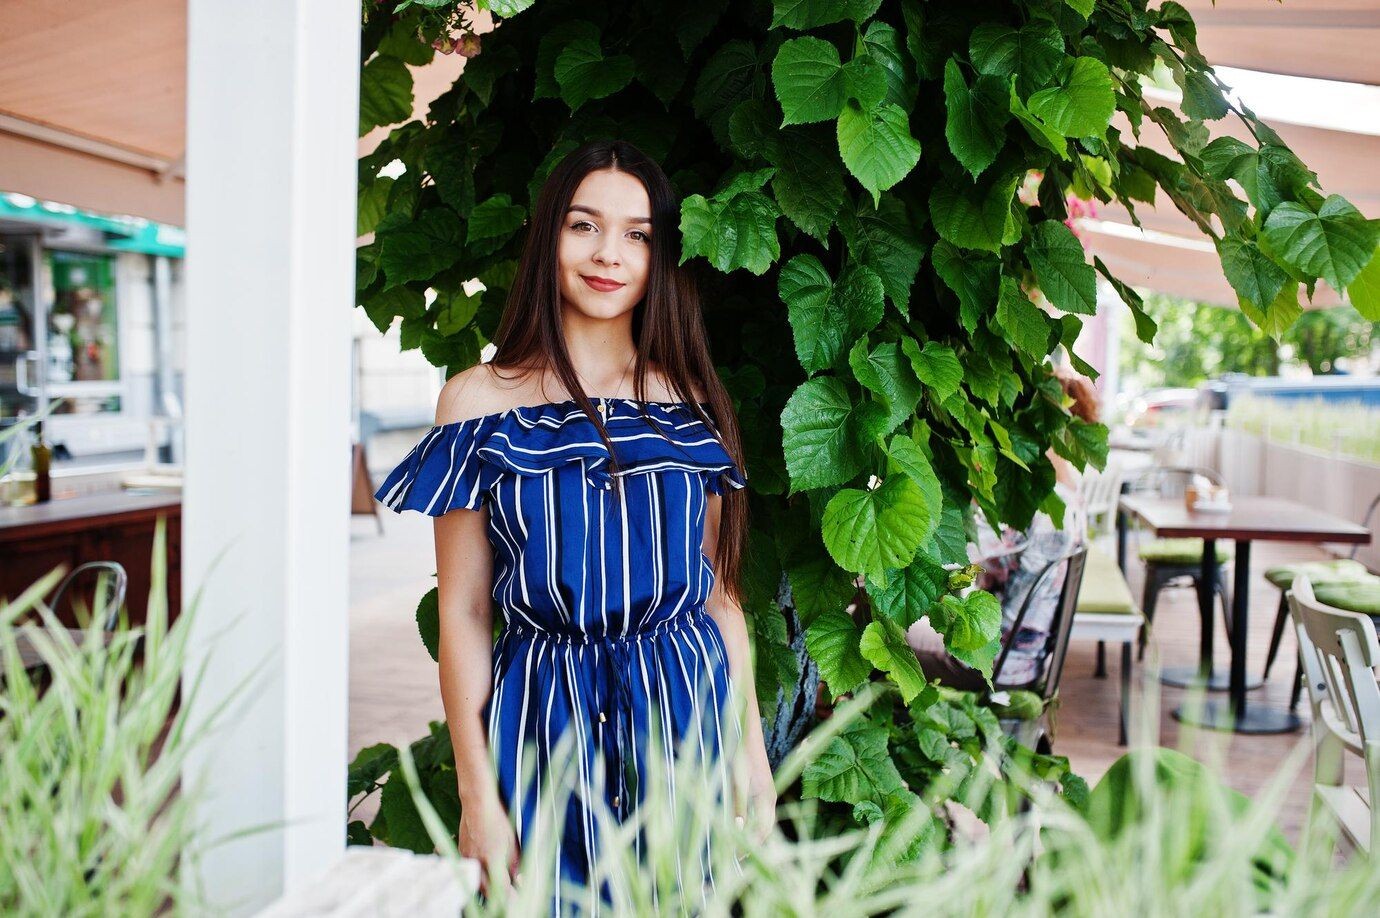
{"left": 0, "top": 0, "right": 1374, "bottom": 308}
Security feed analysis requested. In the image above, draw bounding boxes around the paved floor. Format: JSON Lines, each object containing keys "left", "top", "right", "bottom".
{"left": 348, "top": 508, "right": 1363, "bottom": 842}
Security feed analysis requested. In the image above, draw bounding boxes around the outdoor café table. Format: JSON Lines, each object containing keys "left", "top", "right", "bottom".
{"left": 0, "top": 628, "right": 117, "bottom": 679}
{"left": 1116, "top": 494, "right": 1371, "bottom": 734}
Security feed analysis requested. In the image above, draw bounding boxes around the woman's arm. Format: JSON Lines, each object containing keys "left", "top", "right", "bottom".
{"left": 702, "top": 490, "right": 776, "bottom": 840}
{"left": 431, "top": 369, "right": 519, "bottom": 892}
{"left": 434, "top": 506, "right": 500, "bottom": 806}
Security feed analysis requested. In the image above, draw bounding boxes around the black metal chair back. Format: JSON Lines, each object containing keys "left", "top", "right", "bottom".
{"left": 47, "top": 561, "right": 129, "bottom": 632}
{"left": 993, "top": 543, "right": 1090, "bottom": 700}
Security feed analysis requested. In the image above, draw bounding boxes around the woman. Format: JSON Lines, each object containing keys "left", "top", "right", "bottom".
{"left": 907, "top": 367, "right": 1097, "bottom": 690}
{"left": 374, "top": 140, "right": 774, "bottom": 909}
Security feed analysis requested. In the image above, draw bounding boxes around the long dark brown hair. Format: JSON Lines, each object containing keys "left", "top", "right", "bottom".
{"left": 486, "top": 139, "right": 749, "bottom": 607}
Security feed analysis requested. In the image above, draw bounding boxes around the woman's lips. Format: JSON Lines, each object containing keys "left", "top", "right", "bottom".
{"left": 581, "top": 274, "right": 625, "bottom": 292}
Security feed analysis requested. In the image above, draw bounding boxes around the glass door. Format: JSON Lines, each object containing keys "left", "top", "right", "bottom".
{"left": 0, "top": 231, "right": 40, "bottom": 424}
{"left": 43, "top": 249, "right": 123, "bottom": 415}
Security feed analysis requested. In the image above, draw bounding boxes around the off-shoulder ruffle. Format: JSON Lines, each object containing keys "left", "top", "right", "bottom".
{"left": 374, "top": 398, "right": 747, "bottom": 516}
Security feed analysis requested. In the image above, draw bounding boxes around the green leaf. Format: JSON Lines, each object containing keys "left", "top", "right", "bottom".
{"left": 1008, "top": 78, "right": 1070, "bottom": 159}
{"left": 861, "top": 20, "right": 917, "bottom": 111}
{"left": 837, "top": 195, "right": 926, "bottom": 314}
{"left": 1179, "top": 68, "right": 1230, "bottom": 122}
{"left": 932, "top": 241, "right": 999, "bottom": 332}
{"left": 837, "top": 101, "right": 922, "bottom": 208}
{"left": 868, "top": 551, "right": 948, "bottom": 629}
{"left": 801, "top": 723, "right": 906, "bottom": 805}
{"left": 1027, "top": 220, "right": 1097, "bottom": 315}
{"left": 466, "top": 194, "right": 526, "bottom": 255}
{"left": 1348, "top": 247, "right": 1380, "bottom": 320}
{"left": 1068, "top": 419, "right": 1110, "bottom": 469}
{"left": 1027, "top": 57, "right": 1115, "bottom": 139}
{"left": 885, "top": 431, "right": 943, "bottom": 527}
{"left": 434, "top": 288, "right": 480, "bottom": 336}
{"left": 995, "top": 275, "right": 1053, "bottom": 355}
{"left": 842, "top": 55, "right": 889, "bottom": 110}
{"left": 772, "top": 0, "right": 884, "bottom": 31}
{"left": 929, "top": 590, "right": 1003, "bottom": 680}
{"left": 770, "top": 126, "right": 848, "bottom": 242}
{"left": 861, "top": 618, "right": 927, "bottom": 703}
{"left": 780, "top": 256, "right": 884, "bottom": 374}
{"left": 357, "top": 177, "right": 395, "bottom": 237}
{"left": 851, "top": 340, "right": 923, "bottom": 434}
{"left": 415, "top": 587, "right": 439, "bottom": 660}
{"left": 378, "top": 208, "right": 463, "bottom": 288}
{"left": 1238, "top": 281, "right": 1304, "bottom": 338}
{"left": 781, "top": 377, "right": 883, "bottom": 491}
{"left": 692, "top": 40, "right": 763, "bottom": 147}
{"left": 772, "top": 37, "right": 849, "bottom": 125}
{"left": 377, "top": 24, "right": 435, "bottom": 66}
{"left": 1261, "top": 196, "right": 1380, "bottom": 292}
{"left": 785, "top": 549, "right": 858, "bottom": 626}
{"left": 821, "top": 475, "right": 933, "bottom": 583}
{"left": 805, "top": 609, "right": 873, "bottom": 698}
{"left": 1217, "top": 236, "right": 1288, "bottom": 314}
{"left": 902, "top": 338, "right": 963, "bottom": 401}
{"left": 929, "top": 168, "right": 1022, "bottom": 253}
{"left": 942, "top": 59, "right": 1009, "bottom": 178}
{"left": 553, "top": 35, "right": 635, "bottom": 111}
{"left": 933, "top": 503, "right": 973, "bottom": 566}
{"left": 1093, "top": 256, "right": 1157, "bottom": 344}
{"left": 377, "top": 769, "right": 433, "bottom": 853}
{"left": 969, "top": 21, "right": 1064, "bottom": 93}
{"left": 680, "top": 173, "right": 783, "bottom": 276}
{"left": 360, "top": 285, "right": 426, "bottom": 334}
{"left": 1063, "top": 0, "right": 1094, "bottom": 17}
{"left": 534, "top": 22, "right": 600, "bottom": 100}
{"left": 359, "top": 55, "right": 413, "bottom": 136}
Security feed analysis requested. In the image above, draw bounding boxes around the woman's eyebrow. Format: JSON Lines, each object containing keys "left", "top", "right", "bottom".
{"left": 567, "top": 204, "right": 652, "bottom": 225}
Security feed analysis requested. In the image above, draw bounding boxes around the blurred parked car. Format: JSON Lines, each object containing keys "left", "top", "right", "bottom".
{"left": 1123, "top": 388, "right": 1200, "bottom": 429}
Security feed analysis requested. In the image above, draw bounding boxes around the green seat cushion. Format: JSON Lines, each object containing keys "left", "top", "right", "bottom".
{"left": 1138, "top": 538, "right": 1233, "bottom": 565}
{"left": 1264, "top": 559, "right": 1372, "bottom": 590}
{"left": 1313, "top": 579, "right": 1380, "bottom": 616}
{"left": 1077, "top": 548, "right": 1139, "bottom": 615}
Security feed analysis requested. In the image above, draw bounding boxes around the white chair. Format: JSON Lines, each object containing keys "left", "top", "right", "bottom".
{"left": 1289, "top": 575, "right": 1380, "bottom": 856}
{"left": 1078, "top": 459, "right": 1126, "bottom": 539}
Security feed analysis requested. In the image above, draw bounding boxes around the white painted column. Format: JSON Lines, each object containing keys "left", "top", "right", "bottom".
{"left": 183, "top": 1, "right": 358, "bottom": 913}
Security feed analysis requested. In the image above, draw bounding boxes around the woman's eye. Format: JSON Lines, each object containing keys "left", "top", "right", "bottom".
{"left": 571, "top": 221, "right": 594, "bottom": 232}
{"left": 630, "top": 230, "right": 650, "bottom": 242}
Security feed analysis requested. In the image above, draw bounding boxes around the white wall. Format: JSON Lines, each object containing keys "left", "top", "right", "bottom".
{"left": 1217, "top": 428, "right": 1380, "bottom": 572}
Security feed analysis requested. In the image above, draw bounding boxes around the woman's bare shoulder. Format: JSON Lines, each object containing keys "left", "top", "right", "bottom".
{"left": 434, "top": 365, "right": 509, "bottom": 426}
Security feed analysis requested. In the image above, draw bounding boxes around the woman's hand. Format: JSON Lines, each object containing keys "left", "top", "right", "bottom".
{"left": 459, "top": 790, "right": 520, "bottom": 898}
{"left": 739, "top": 747, "right": 777, "bottom": 843}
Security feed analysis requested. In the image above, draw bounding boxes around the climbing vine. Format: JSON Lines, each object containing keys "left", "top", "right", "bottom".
{"left": 353, "top": 0, "right": 1379, "bottom": 851}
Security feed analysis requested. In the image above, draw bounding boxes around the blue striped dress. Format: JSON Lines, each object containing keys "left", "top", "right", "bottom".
{"left": 374, "top": 396, "right": 748, "bottom": 909}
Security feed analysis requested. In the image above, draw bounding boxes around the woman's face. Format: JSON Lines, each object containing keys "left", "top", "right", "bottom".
{"left": 557, "top": 168, "right": 653, "bottom": 321}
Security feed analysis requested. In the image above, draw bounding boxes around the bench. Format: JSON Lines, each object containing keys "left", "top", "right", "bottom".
{"left": 1072, "top": 546, "right": 1143, "bottom": 746}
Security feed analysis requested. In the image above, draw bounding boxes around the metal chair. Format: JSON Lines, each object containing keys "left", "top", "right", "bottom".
{"left": 1122, "top": 465, "right": 1233, "bottom": 661}
{"left": 47, "top": 561, "right": 129, "bottom": 632}
{"left": 1289, "top": 575, "right": 1380, "bottom": 856}
{"left": 994, "top": 543, "right": 1090, "bottom": 755}
{"left": 1263, "top": 492, "right": 1380, "bottom": 699}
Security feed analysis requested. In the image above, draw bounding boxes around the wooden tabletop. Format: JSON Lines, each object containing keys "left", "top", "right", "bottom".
{"left": 0, "top": 628, "right": 118, "bottom": 676}
{"left": 0, "top": 490, "right": 180, "bottom": 541}
{"left": 1118, "top": 495, "right": 1372, "bottom": 544}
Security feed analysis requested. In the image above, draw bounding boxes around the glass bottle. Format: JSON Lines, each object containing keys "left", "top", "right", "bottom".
{"left": 31, "top": 419, "right": 51, "bottom": 503}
